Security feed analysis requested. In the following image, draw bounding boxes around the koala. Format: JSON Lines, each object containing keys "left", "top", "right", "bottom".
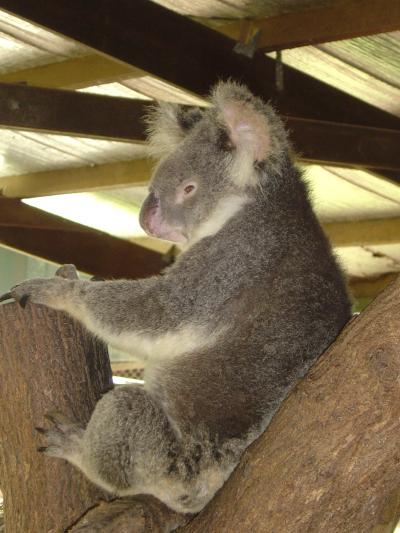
{"left": 1, "top": 82, "right": 351, "bottom": 515}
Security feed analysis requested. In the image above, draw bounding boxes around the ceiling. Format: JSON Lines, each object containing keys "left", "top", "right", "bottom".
{"left": 0, "top": 1, "right": 399, "bottom": 291}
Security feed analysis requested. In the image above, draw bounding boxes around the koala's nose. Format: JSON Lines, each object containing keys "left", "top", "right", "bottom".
{"left": 139, "top": 192, "right": 160, "bottom": 232}
{"left": 147, "top": 192, "right": 159, "bottom": 209}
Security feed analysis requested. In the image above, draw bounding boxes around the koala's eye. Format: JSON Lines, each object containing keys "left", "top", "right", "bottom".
{"left": 184, "top": 184, "right": 196, "bottom": 195}
{"left": 176, "top": 181, "right": 198, "bottom": 204}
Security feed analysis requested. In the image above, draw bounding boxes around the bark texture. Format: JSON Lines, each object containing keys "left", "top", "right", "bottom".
{"left": 1, "top": 275, "right": 400, "bottom": 532}
{"left": 0, "top": 302, "right": 112, "bottom": 533}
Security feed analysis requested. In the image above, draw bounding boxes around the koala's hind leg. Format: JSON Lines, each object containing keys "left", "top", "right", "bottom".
{"left": 37, "top": 385, "right": 226, "bottom": 513}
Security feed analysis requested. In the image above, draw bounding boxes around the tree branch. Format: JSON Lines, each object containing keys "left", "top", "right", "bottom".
{"left": 1, "top": 275, "right": 399, "bottom": 532}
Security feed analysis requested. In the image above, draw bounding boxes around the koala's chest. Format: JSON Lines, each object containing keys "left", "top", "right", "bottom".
{"left": 111, "top": 323, "right": 225, "bottom": 362}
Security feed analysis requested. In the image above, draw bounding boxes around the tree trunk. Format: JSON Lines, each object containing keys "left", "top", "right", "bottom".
{"left": 0, "top": 302, "right": 112, "bottom": 532}
{"left": 1, "top": 275, "right": 400, "bottom": 532}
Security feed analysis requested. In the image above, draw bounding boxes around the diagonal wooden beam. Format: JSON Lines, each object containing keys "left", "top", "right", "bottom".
{"left": 348, "top": 273, "right": 398, "bottom": 299}
{"left": 1, "top": 2, "right": 398, "bottom": 95}
{"left": 0, "top": 159, "right": 152, "bottom": 198}
{"left": 1, "top": 192, "right": 398, "bottom": 254}
{"left": 323, "top": 217, "right": 400, "bottom": 247}
{"left": 1, "top": 0, "right": 400, "bottom": 131}
{"left": 218, "top": 0, "right": 400, "bottom": 51}
{"left": 0, "top": 54, "right": 145, "bottom": 89}
{"left": 0, "top": 197, "right": 167, "bottom": 279}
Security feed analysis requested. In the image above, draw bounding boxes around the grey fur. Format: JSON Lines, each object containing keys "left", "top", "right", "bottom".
{"left": 8, "top": 82, "right": 350, "bottom": 514}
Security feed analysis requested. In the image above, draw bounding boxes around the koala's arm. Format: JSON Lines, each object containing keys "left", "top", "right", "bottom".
{"left": 5, "top": 275, "right": 179, "bottom": 354}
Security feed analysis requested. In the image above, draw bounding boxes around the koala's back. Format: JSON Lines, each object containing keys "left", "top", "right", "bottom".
{"left": 147, "top": 165, "right": 351, "bottom": 446}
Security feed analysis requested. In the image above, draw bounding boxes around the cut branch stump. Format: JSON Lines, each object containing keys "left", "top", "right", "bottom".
{"left": 0, "top": 303, "right": 112, "bottom": 532}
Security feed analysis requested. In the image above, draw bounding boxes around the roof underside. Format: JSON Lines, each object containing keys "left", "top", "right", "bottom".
{"left": 0, "top": 1, "right": 399, "bottom": 286}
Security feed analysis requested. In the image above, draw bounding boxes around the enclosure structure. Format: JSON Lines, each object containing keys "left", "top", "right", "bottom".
{"left": 0, "top": 0, "right": 399, "bottom": 531}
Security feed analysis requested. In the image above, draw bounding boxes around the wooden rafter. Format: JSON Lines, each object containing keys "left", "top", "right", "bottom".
{"left": 0, "top": 159, "right": 152, "bottom": 198}
{"left": 0, "top": 198, "right": 167, "bottom": 279}
{"left": 1, "top": 0, "right": 400, "bottom": 131}
{"left": 218, "top": 0, "right": 400, "bottom": 51}
{"left": 0, "top": 194, "right": 398, "bottom": 258}
{"left": 349, "top": 273, "right": 398, "bottom": 299}
{"left": 323, "top": 218, "right": 400, "bottom": 247}
{"left": 1, "top": 83, "right": 399, "bottom": 171}
{"left": 0, "top": 82, "right": 147, "bottom": 142}
{"left": 0, "top": 54, "right": 145, "bottom": 89}
{"left": 1, "top": 2, "right": 399, "bottom": 97}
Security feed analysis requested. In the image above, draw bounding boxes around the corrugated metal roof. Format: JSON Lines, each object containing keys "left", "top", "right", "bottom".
{"left": 274, "top": 32, "right": 400, "bottom": 117}
{"left": 0, "top": 10, "right": 85, "bottom": 73}
{"left": 0, "top": 130, "right": 148, "bottom": 177}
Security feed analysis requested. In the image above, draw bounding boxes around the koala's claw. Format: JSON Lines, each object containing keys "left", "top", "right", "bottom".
{"left": 18, "top": 294, "right": 30, "bottom": 308}
{"left": 37, "top": 446, "right": 48, "bottom": 453}
{"left": 36, "top": 412, "right": 84, "bottom": 460}
{"left": 0, "top": 289, "right": 30, "bottom": 308}
{"left": 55, "top": 264, "right": 79, "bottom": 280}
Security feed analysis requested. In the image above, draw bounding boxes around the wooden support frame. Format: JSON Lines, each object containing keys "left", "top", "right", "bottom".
{"left": 322, "top": 217, "right": 400, "bottom": 247}
{"left": 286, "top": 118, "right": 400, "bottom": 171}
{"left": 0, "top": 82, "right": 148, "bottom": 141}
{"left": 0, "top": 194, "right": 398, "bottom": 273}
{"left": 0, "top": 159, "right": 152, "bottom": 198}
{"left": 349, "top": 273, "right": 398, "bottom": 299}
{"left": 0, "top": 54, "right": 145, "bottom": 89}
{"left": 2, "top": 0, "right": 400, "bottom": 131}
{"left": 219, "top": 0, "right": 400, "bottom": 51}
{"left": 0, "top": 83, "right": 399, "bottom": 171}
{"left": 0, "top": 198, "right": 167, "bottom": 279}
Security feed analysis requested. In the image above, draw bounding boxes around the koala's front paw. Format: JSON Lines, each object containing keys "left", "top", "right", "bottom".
{"left": 36, "top": 412, "right": 84, "bottom": 461}
{"left": 0, "top": 277, "right": 72, "bottom": 309}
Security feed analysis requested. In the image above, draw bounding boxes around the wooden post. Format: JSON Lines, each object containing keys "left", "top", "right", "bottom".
{"left": 1, "top": 275, "right": 400, "bottom": 532}
{"left": 0, "top": 302, "right": 112, "bottom": 532}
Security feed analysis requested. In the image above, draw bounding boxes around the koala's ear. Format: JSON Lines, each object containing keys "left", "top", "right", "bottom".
{"left": 211, "top": 82, "right": 272, "bottom": 163}
{"left": 211, "top": 81, "right": 289, "bottom": 188}
{"left": 145, "top": 102, "right": 203, "bottom": 159}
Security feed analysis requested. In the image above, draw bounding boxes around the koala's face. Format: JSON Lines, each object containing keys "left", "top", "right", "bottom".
{"left": 139, "top": 82, "right": 288, "bottom": 244}
{"left": 140, "top": 121, "right": 231, "bottom": 243}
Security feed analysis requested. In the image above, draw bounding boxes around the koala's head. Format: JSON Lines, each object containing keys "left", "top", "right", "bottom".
{"left": 139, "top": 81, "right": 289, "bottom": 245}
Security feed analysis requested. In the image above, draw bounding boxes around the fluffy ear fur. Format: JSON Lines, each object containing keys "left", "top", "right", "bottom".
{"left": 145, "top": 103, "right": 203, "bottom": 159}
{"left": 211, "top": 81, "right": 289, "bottom": 188}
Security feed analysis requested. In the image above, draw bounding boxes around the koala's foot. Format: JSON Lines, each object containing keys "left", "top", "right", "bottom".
{"left": 0, "top": 276, "right": 74, "bottom": 309}
{"left": 36, "top": 412, "right": 84, "bottom": 462}
{"left": 0, "top": 263, "right": 78, "bottom": 308}
{"left": 55, "top": 264, "right": 79, "bottom": 280}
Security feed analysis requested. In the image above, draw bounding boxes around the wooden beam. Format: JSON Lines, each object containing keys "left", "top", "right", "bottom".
{"left": 0, "top": 54, "right": 145, "bottom": 89}
{"left": 218, "top": 0, "right": 400, "bottom": 51}
{"left": 287, "top": 117, "right": 400, "bottom": 171}
{"left": 0, "top": 197, "right": 167, "bottom": 279}
{"left": 0, "top": 159, "right": 152, "bottom": 198}
{"left": 0, "top": 82, "right": 148, "bottom": 141}
{"left": 0, "top": 83, "right": 399, "bottom": 171}
{"left": 2, "top": 0, "right": 400, "bottom": 131}
{"left": 323, "top": 218, "right": 400, "bottom": 247}
{"left": 349, "top": 273, "right": 398, "bottom": 299}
